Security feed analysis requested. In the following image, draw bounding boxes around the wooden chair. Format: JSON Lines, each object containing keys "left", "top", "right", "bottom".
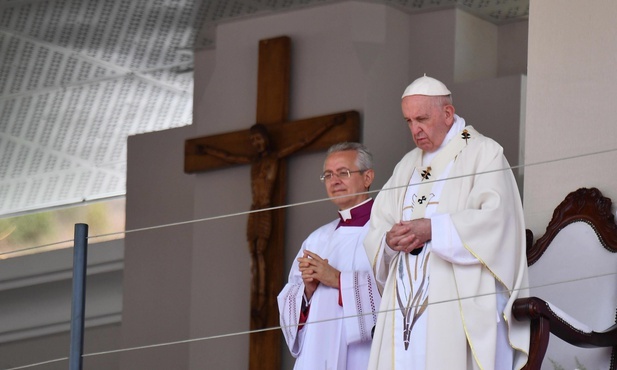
{"left": 513, "top": 187, "right": 617, "bottom": 370}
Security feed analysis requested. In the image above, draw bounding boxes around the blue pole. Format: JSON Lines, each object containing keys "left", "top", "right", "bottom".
{"left": 69, "top": 223, "right": 88, "bottom": 370}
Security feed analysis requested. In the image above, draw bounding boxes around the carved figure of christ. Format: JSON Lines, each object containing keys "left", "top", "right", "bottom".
{"left": 184, "top": 36, "right": 360, "bottom": 370}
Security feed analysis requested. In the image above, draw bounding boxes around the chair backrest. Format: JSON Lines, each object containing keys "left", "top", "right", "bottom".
{"left": 525, "top": 187, "right": 617, "bottom": 370}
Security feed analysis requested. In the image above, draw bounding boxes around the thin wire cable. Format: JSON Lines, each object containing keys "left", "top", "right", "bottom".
{"left": 2, "top": 146, "right": 617, "bottom": 258}
{"left": 2, "top": 357, "right": 68, "bottom": 370}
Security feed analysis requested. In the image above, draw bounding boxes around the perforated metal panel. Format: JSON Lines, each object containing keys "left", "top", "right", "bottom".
{"left": 0, "top": 0, "right": 528, "bottom": 216}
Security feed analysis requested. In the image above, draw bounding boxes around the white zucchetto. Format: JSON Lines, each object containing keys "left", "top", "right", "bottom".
{"left": 402, "top": 74, "right": 451, "bottom": 98}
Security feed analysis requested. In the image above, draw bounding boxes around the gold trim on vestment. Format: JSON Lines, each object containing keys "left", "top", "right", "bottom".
{"left": 461, "top": 241, "right": 530, "bottom": 368}
{"left": 390, "top": 272, "right": 397, "bottom": 368}
{"left": 454, "top": 273, "right": 485, "bottom": 370}
{"left": 504, "top": 311, "right": 529, "bottom": 356}
{"left": 372, "top": 238, "right": 384, "bottom": 291}
{"left": 462, "top": 242, "right": 509, "bottom": 292}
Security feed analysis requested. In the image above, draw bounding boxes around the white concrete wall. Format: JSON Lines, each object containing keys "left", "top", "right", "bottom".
{"left": 455, "top": 10, "right": 498, "bottom": 83}
{"left": 524, "top": 1, "right": 617, "bottom": 235}
{"left": 120, "top": 125, "right": 196, "bottom": 369}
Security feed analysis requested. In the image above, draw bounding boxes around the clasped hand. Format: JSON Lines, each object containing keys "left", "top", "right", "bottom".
{"left": 298, "top": 250, "right": 340, "bottom": 300}
{"left": 385, "top": 219, "right": 431, "bottom": 253}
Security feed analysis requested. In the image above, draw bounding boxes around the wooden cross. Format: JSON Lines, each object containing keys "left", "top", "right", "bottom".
{"left": 184, "top": 36, "right": 360, "bottom": 370}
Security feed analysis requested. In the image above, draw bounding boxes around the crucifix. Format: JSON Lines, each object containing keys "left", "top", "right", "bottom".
{"left": 184, "top": 36, "right": 360, "bottom": 370}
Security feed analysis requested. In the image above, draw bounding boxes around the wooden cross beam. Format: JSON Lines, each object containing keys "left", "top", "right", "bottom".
{"left": 184, "top": 36, "right": 360, "bottom": 370}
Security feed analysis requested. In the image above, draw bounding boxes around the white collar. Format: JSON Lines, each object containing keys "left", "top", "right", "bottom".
{"left": 338, "top": 198, "right": 372, "bottom": 221}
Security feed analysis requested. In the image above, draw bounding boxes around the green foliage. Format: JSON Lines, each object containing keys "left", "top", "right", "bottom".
{"left": 0, "top": 212, "right": 53, "bottom": 244}
{"left": 85, "top": 202, "right": 110, "bottom": 234}
{"left": 0, "top": 198, "right": 125, "bottom": 257}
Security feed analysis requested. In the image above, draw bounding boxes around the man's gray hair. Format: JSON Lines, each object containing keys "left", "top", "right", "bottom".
{"left": 326, "top": 142, "right": 373, "bottom": 170}
{"left": 432, "top": 95, "right": 453, "bottom": 107}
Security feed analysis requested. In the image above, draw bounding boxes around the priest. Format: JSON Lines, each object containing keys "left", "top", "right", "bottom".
{"left": 364, "top": 75, "right": 530, "bottom": 369}
{"left": 278, "top": 142, "right": 380, "bottom": 369}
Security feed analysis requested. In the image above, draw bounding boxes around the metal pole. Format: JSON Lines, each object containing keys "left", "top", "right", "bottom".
{"left": 69, "top": 223, "right": 88, "bottom": 370}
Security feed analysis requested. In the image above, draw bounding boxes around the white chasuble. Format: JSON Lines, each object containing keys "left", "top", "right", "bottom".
{"left": 278, "top": 219, "right": 380, "bottom": 370}
{"left": 365, "top": 118, "right": 530, "bottom": 370}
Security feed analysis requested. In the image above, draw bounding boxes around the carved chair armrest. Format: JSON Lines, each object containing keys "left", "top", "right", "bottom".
{"left": 513, "top": 297, "right": 617, "bottom": 348}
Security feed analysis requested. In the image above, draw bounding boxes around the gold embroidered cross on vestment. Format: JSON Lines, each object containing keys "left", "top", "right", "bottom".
{"left": 421, "top": 166, "right": 431, "bottom": 181}
{"left": 461, "top": 129, "right": 471, "bottom": 143}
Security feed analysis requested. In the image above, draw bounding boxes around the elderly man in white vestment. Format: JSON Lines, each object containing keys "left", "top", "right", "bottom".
{"left": 278, "top": 142, "right": 381, "bottom": 370}
{"left": 364, "top": 75, "right": 530, "bottom": 370}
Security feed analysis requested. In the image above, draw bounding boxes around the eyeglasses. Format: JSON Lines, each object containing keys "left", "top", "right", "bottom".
{"left": 320, "top": 169, "right": 365, "bottom": 182}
